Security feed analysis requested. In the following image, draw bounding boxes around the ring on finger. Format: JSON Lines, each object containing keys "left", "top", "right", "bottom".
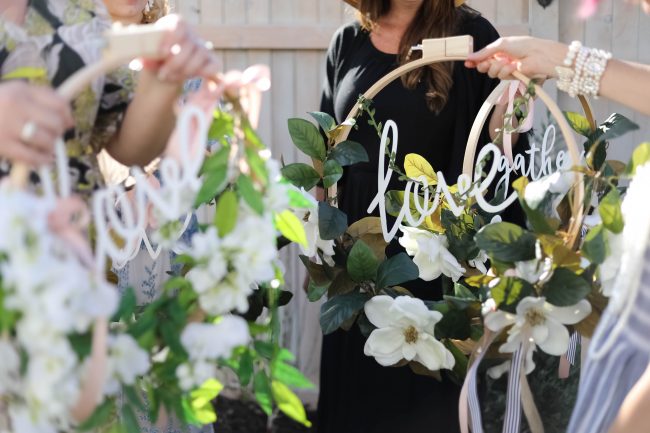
{"left": 20, "top": 121, "right": 38, "bottom": 143}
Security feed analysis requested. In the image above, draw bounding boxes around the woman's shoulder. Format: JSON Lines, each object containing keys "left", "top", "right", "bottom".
{"left": 457, "top": 9, "right": 500, "bottom": 50}
{"left": 327, "top": 20, "right": 365, "bottom": 54}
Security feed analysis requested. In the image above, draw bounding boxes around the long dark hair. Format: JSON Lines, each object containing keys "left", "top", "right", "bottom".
{"left": 357, "top": 0, "right": 476, "bottom": 112}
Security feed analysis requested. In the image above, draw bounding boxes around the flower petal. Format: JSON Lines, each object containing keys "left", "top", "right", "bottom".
{"left": 545, "top": 299, "right": 591, "bottom": 325}
{"left": 391, "top": 296, "right": 435, "bottom": 328}
{"left": 536, "top": 318, "right": 570, "bottom": 356}
{"left": 402, "top": 343, "right": 417, "bottom": 361}
{"left": 364, "top": 328, "right": 405, "bottom": 367}
{"left": 499, "top": 327, "right": 523, "bottom": 353}
{"left": 414, "top": 335, "right": 454, "bottom": 371}
{"left": 364, "top": 296, "right": 396, "bottom": 328}
{"left": 531, "top": 324, "right": 549, "bottom": 344}
{"left": 516, "top": 297, "right": 545, "bottom": 316}
{"left": 484, "top": 310, "right": 516, "bottom": 332}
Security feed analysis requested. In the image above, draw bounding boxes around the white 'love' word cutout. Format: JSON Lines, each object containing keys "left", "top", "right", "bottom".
{"left": 368, "top": 120, "right": 584, "bottom": 243}
{"left": 92, "top": 104, "right": 209, "bottom": 273}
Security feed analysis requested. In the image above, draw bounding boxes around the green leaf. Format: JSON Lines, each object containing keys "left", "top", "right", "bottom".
{"left": 320, "top": 290, "right": 369, "bottom": 335}
{"left": 274, "top": 210, "right": 308, "bottom": 247}
{"left": 271, "top": 381, "right": 312, "bottom": 428}
{"left": 195, "top": 167, "right": 228, "bottom": 207}
{"left": 288, "top": 118, "right": 327, "bottom": 161}
{"left": 245, "top": 147, "right": 269, "bottom": 186}
{"left": 475, "top": 222, "right": 537, "bottom": 263}
{"left": 581, "top": 224, "right": 607, "bottom": 265}
{"left": 272, "top": 361, "right": 314, "bottom": 389}
{"left": 599, "top": 188, "right": 624, "bottom": 234}
{"left": 564, "top": 111, "right": 593, "bottom": 137}
{"left": 281, "top": 163, "right": 321, "bottom": 190}
{"left": 288, "top": 188, "right": 314, "bottom": 208}
{"left": 543, "top": 268, "right": 591, "bottom": 306}
{"left": 436, "top": 309, "right": 471, "bottom": 340}
{"left": 307, "top": 281, "right": 328, "bottom": 302}
{"left": 121, "top": 405, "right": 141, "bottom": 433}
{"left": 627, "top": 142, "right": 650, "bottom": 176}
{"left": 77, "top": 400, "right": 115, "bottom": 431}
{"left": 444, "top": 340, "right": 469, "bottom": 381}
{"left": 299, "top": 255, "right": 332, "bottom": 287}
{"left": 236, "top": 175, "right": 264, "bottom": 215}
{"left": 490, "top": 277, "right": 535, "bottom": 313}
{"left": 328, "top": 141, "right": 369, "bottom": 166}
{"left": 191, "top": 379, "right": 224, "bottom": 408}
{"left": 112, "top": 286, "right": 136, "bottom": 322}
{"left": 215, "top": 190, "right": 239, "bottom": 237}
{"left": 208, "top": 110, "right": 235, "bottom": 142}
{"left": 254, "top": 340, "right": 275, "bottom": 359}
{"left": 328, "top": 269, "right": 358, "bottom": 296}
{"left": 308, "top": 111, "right": 336, "bottom": 134}
{"left": 347, "top": 240, "right": 379, "bottom": 282}
{"left": 238, "top": 350, "right": 254, "bottom": 386}
{"left": 598, "top": 113, "right": 639, "bottom": 141}
{"left": 323, "top": 160, "right": 343, "bottom": 189}
{"left": 254, "top": 371, "right": 273, "bottom": 416}
{"left": 376, "top": 253, "right": 419, "bottom": 289}
{"left": 442, "top": 209, "right": 480, "bottom": 261}
{"left": 318, "top": 201, "right": 348, "bottom": 240}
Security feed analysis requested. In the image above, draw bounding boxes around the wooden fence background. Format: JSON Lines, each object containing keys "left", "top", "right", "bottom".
{"left": 171, "top": 0, "right": 650, "bottom": 404}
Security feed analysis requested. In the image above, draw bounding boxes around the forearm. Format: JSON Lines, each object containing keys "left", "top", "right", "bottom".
{"left": 608, "top": 362, "right": 650, "bottom": 433}
{"left": 599, "top": 60, "right": 650, "bottom": 116}
{"left": 105, "top": 71, "right": 180, "bottom": 167}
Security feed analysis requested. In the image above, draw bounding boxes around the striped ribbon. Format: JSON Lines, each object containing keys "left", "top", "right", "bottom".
{"left": 503, "top": 345, "right": 525, "bottom": 433}
{"left": 559, "top": 332, "right": 581, "bottom": 379}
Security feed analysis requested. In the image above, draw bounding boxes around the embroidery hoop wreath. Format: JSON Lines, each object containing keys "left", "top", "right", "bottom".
{"left": 6, "top": 26, "right": 169, "bottom": 425}
{"left": 329, "top": 35, "right": 593, "bottom": 249}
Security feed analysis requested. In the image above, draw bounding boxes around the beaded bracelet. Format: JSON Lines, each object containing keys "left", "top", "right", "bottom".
{"left": 555, "top": 40, "right": 612, "bottom": 98}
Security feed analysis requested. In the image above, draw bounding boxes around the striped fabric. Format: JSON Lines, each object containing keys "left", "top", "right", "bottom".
{"left": 568, "top": 247, "right": 650, "bottom": 433}
{"left": 502, "top": 346, "right": 525, "bottom": 433}
{"left": 567, "top": 332, "right": 580, "bottom": 366}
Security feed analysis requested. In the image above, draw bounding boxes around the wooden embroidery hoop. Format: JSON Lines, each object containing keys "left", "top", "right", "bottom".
{"left": 332, "top": 35, "right": 594, "bottom": 247}
{"left": 9, "top": 25, "right": 168, "bottom": 424}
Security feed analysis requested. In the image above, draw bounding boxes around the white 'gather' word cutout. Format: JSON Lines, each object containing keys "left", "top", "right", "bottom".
{"left": 368, "top": 120, "right": 583, "bottom": 242}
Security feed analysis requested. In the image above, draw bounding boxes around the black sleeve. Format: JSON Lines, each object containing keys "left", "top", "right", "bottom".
{"left": 319, "top": 26, "right": 344, "bottom": 119}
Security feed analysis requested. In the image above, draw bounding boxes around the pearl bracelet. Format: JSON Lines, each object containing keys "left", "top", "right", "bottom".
{"left": 555, "top": 40, "right": 612, "bottom": 98}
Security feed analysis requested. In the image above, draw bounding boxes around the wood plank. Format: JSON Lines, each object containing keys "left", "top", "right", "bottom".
{"left": 196, "top": 24, "right": 529, "bottom": 50}
{"left": 636, "top": 7, "right": 650, "bottom": 146}
{"left": 585, "top": 0, "right": 614, "bottom": 126}
{"left": 198, "top": 0, "right": 222, "bottom": 25}
{"left": 496, "top": 0, "right": 527, "bottom": 25}
{"left": 174, "top": 0, "right": 200, "bottom": 24}
{"left": 557, "top": 0, "right": 586, "bottom": 115}
{"left": 530, "top": 0, "right": 559, "bottom": 101}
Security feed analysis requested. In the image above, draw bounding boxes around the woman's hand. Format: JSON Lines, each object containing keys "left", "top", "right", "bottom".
{"left": 0, "top": 81, "right": 73, "bottom": 166}
{"left": 144, "top": 14, "right": 219, "bottom": 84}
{"left": 465, "top": 36, "right": 568, "bottom": 81}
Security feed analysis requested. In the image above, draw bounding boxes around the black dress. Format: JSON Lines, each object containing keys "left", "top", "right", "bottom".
{"left": 317, "top": 13, "right": 502, "bottom": 433}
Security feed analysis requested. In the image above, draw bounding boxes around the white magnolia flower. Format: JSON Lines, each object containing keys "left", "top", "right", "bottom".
{"left": 399, "top": 227, "right": 466, "bottom": 282}
{"left": 484, "top": 296, "right": 591, "bottom": 373}
{"left": 181, "top": 316, "right": 250, "bottom": 362}
{"left": 363, "top": 296, "right": 455, "bottom": 371}
{"left": 104, "top": 334, "right": 150, "bottom": 395}
{"left": 292, "top": 190, "right": 335, "bottom": 264}
{"left": 524, "top": 171, "right": 575, "bottom": 211}
{"left": 468, "top": 250, "right": 489, "bottom": 274}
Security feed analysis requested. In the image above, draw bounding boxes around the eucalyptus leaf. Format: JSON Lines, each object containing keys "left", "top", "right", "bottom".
{"left": 318, "top": 201, "right": 348, "bottom": 240}
{"left": 347, "top": 240, "right": 379, "bottom": 282}
{"left": 281, "top": 163, "right": 321, "bottom": 190}
{"left": 329, "top": 140, "right": 369, "bottom": 166}
{"left": 376, "top": 253, "right": 419, "bottom": 289}
{"left": 320, "top": 290, "right": 369, "bottom": 335}
{"left": 288, "top": 118, "right": 327, "bottom": 161}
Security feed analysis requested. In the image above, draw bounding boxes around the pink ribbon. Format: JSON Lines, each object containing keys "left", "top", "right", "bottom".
{"left": 219, "top": 64, "right": 271, "bottom": 129}
{"left": 578, "top": 0, "right": 599, "bottom": 18}
{"left": 47, "top": 196, "right": 94, "bottom": 268}
{"left": 496, "top": 81, "right": 535, "bottom": 166}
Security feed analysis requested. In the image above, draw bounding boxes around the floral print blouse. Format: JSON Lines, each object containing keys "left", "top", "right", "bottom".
{"left": 0, "top": 0, "right": 135, "bottom": 194}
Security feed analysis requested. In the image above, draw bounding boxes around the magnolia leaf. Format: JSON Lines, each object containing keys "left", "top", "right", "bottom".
{"left": 490, "top": 277, "right": 535, "bottom": 313}
{"left": 237, "top": 175, "right": 264, "bottom": 215}
{"left": 215, "top": 190, "right": 238, "bottom": 237}
{"left": 254, "top": 371, "right": 273, "bottom": 416}
{"left": 307, "top": 281, "right": 329, "bottom": 302}
{"left": 274, "top": 210, "right": 308, "bottom": 247}
{"left": 288, "top": 118, "right": 327, "bottom": 161}
{"left": 320, "top": 290, "right": 369, "bottom": 335}
{"left": 538, "top": 235, "right": 582, "bottom": 272}
{"left": 436, "top": 309, "right": 471, "bottom": 340}
{"left": 308, "top": 111, "right": 336, "bottom": 134}
{"left": 599, "top": 188, "right": 624, "bottom": 234}
{"left": 347, "top": 217, "right": 384, "bottom": 237}
{"left": 328, "top": 269, "right": 357, "bottom": 297}
{"left": 598, "top": 113, "right": 639, "bottom": 142}
{"left": 444, "top": 339, "right": 470, "bottom": 380}
{"left": 347, "top": 240, "right": 379, "bottom": 282}
{"left": 475, "top": 222, "right": 537, "bottom": 263}
{"left": 464, "top": 274, "right": 495, "bottom": 288}
{"left": 404, "top": 153, "right": 437, "bottom": 184}
{"left": 627, "top": 142, "right": 650, "bottom": 176}
{"left": 281, "top": 163, "right": 321, "bottom": 190}
{"left": 442, "top": 209, "right": 479, "bottom": 261}
{"left": 323, "top": 159, "right": 344, "bottom": 188}
{"left": 271, "top": 381, "right": 312, "bottom": 428}
{"left": 581, "top": 224, "right": 607, "bottom": 265}
{"left": 318, "top": 201, "right": 348, "bottom": 240}
{"left": 543, "top": 268, "right": 591, "bottom": 306}
{"left": 376, "top": 253, "right": 419, "bottom": 289}
{"left": 299, "top": 255, "right": 332, "bottom": 287}
{"left": 329, "top": 140, "right": 369, "bottom": 166}
{"left": 563, "top": 111, "right": 593, "bottom": 137}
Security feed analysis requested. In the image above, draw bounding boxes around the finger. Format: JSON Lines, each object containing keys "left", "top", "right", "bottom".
{"left": 24, "top": 124, "right": 58, "bottom": 155}
{"left": 26, "top": 87, "right": 74, "bottom": 128}
{"left": 487, "top": 59, "right": 508, "bottom": 79}
{"left": 179, "top": 47, "right": 210, "bottom": 80}
{"left": 497, "top": 63, "right": 518, "bottom": 81}
{"left": 476, "top": 61, "right": 491, "bottom": 73}
{"left": 4, "top": 140, "right": 54, "bottom": 167}
{"left": 156, "top": 15, "right": 185, "bottom": 56}
{"left": 158, "top": 38, "right": 198, "bottom": 82}
{"left": 467, "top": 39, "right": 508, "bottom": 63}
{"left": 465, "top": 60, "right": 477, "bottom": 68}
{"left": 22, "top": 105, "right": 70, "bottom": 140}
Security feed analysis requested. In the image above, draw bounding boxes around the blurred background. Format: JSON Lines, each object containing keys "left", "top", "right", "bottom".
{"left": 170, "top": 0, "right": 650, "bottom": 406}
